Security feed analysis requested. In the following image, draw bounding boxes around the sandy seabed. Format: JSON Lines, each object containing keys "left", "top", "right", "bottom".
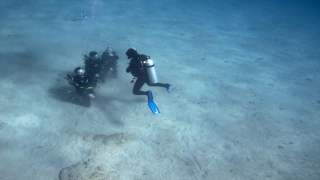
{"left": 0, "top": 0, "right": 319, "bottom": 180}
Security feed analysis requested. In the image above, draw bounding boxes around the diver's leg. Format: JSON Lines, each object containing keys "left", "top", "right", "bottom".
{"left": 103, "top": 65, "right": 110, "bottom": 77}
{"left": 146, "top": 81, "right": 172, "bottom": 92}
{"left": 132, "top": 76, "right": 148, "bottom": 95}
{"left": 112, "top": 67, "right": 118, "bottom": 78}
{"left": 110, "top": 61, "right": 118, "bottom": 78}
{"left": 98, "top": 72, "right": 106, "bottom": 83}
{"left": 147, "top": 81, "right": 170, "bottom": 88}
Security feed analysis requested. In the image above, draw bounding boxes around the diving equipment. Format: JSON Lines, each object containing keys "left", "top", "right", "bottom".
{"left": 145, "top": 58, "right": 158, "bottom": 84}
{"left": 167, "top": 84, "right": 172, "bottom": 93}
{"left": 147, "top": 91, "right": 160, "bottom": 115}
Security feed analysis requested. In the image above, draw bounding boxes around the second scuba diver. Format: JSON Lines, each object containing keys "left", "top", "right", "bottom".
{"left": 83, "top": 51, "right": 105, "bottom": 83}
{"left": 125, "top": 47, "right": 172, "bottom": 114}
{"left": 101, "top": 45, "right": 119, "bottom": 78}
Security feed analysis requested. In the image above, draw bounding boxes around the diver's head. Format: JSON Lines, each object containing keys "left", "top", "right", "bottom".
{"left": 74, "top": 67, "right": 85, "bottom": 75}
{"left": 89, "top": 51, "right": 100, "bottom": 60}
{"left": 106, "top": 46, "right": 113, "bottom": 54}
{"left": 126, "top": 47, "right": 138, "bottom": 59}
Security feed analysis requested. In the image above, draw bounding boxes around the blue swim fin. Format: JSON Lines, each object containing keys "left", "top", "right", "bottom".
{"left": 167, "top": 84, "right": 172, "bottom": 93}
{"left": 147, "top": 91, "right": 160, "bottom": 115}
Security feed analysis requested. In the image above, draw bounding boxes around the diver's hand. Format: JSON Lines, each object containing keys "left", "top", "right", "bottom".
{"left": 126, "top": 67, "right": 131, "bottom": 73}
{"left": 89, "top": 94, "right": 95, "bottom": 98}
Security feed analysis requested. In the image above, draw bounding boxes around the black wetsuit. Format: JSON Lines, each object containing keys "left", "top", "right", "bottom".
{"left": 84, "top": 57, "right": 105, "bottom": 83}
{"left": 72, "top": 74, "right": 95, "bottom": 107}
{"left": 126, "top": 54, "right": 169, "bottom": 96}
{"left": 101, "top": 51, "right": 119, "bottom": 78}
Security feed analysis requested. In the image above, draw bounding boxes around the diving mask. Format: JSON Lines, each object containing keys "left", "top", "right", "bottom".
{"left": 77, "top": 69, "right": 85, "bottom": 75}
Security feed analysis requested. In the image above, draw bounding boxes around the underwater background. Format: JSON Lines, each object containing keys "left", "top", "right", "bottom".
{"left": 0, "top": 0, "right": 319, "bottom": 179}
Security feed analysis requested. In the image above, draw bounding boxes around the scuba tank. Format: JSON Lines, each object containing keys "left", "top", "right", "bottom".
{"left": 144, "top": 58, "right": 158, "bottom": 84}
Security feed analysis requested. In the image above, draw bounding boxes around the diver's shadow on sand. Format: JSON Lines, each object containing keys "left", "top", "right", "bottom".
{"left": 93, "top": 92, "right": 138, "bottom": 126}
{"left": 49, "top": 73, "right": 95, "bottom": 108}
{"left": 49, "top": 73, "right": 143, "bottom": 126}
{"left": 47, "top": 84, "right": 138, "bottom": 126}
{"left": 47, "top": 85, "right": 89, "bottom": 107}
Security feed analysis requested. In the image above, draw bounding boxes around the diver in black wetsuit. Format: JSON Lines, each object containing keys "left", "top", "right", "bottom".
{"left": 83, "top": 51, "right": 105, "bottom": 83}
{"left": 125, "top": 47, "right": 172, "bottom": 96}
{"left": 67, "top": 67, "right": 96, "bottom": 107}
{"left": 101, "top": 46, "right": 119, "bottom": 78}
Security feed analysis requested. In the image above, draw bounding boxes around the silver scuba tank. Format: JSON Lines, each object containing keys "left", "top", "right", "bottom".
{"left": 144, "top": 58, "right": 158, "bottom": 84}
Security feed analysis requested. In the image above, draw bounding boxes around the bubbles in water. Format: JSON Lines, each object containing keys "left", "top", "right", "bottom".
{"left": 79, "top": 12, "right": 87, "bottom": 24}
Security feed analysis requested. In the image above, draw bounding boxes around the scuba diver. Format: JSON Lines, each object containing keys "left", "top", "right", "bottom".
{"left": 66, "top": 67, "right": 96, "bottom": 107}
{"left": 83, "top": 51, "right": 105, "bottom": 83}
{"left": 125, "top": 47, "right": 172, "bottom": 114}
{"left": 101, "top": 45, "right": 119, "bottom": 78}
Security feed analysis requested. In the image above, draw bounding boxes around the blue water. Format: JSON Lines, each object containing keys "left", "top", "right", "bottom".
{"left": 0, "top": 0, "right": 319, "bottom": 180}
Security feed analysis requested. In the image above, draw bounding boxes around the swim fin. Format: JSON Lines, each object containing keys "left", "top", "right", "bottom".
{"left": 166, "top": 84, "right": 172, "bottom": 93}
{"left": 147, "top": 91, "right": 160, "bottom": 115}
